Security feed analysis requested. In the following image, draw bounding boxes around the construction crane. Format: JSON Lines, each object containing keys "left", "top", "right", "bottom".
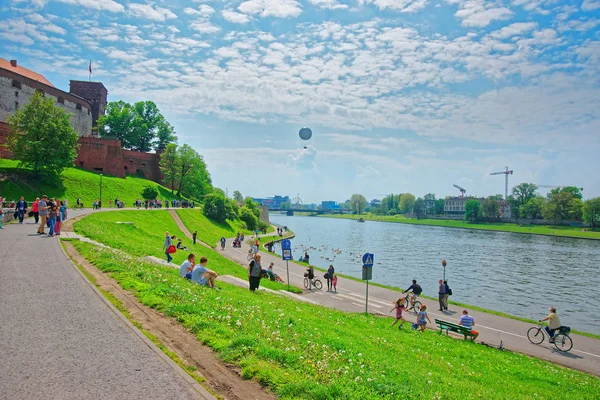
{"left": 490, "top": 166, "right": 513, "bottom": 200}
{"left": 453, "top": 184, "right": 466, "bottom": 198}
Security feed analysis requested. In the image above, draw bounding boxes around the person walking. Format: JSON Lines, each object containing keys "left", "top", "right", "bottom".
{"left": 37, "top": 195, "right": 48, "bottom": 234}
{"left": 163, "top": 232, "right": 174, "bottom": 263}
{"left": 59, "top": 200, "right": 68, "bottom": 223}
{"left": 306, "top": 265, "right": 315, "bottom": 291}
{"left": 248, "top": 254, "right": 263, "bottom": 291}
{"left": 332, "top": 274, "right": 338, "bottom": 292}
{"left": 15, "top": 196, "right": 27, "bottom": 224}
{"left": 443, "top": 280, "right": 451, "bottom": 310}
{"left": 220, "top": 236, "right": 226, "bottom": 250}
{"left": 326, "top": 264, "right": 335, "bottom": 291}
{"left": 32, "top": 197, "right": 40, "bottom": 224}
{"left": 0, "top": 207, "right": 4, "bottom": 229}
{"left": 416, "top": 304, "right": 431, "bottom": 332}
{"left": 438, "top": 279, "right": 447, "bottom": 311}
{"left": 192, "top": 231, "right": 197, "bottom": 245}
{"left": 390, "top": 299, "right": 407, "bottom": 329}
{"left": 54, "top": 200, "right": 63, "bottom": 235}
{"left": 47, "top": 202, "right": 58, "bottom": 237}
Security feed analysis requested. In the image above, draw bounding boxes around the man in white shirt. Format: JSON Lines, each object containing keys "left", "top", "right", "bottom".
{"left": 540, "top": 307, "right": 561, "bottom": 342}
{"left": 179, "top": 254, "right": 195, "bottom": 279}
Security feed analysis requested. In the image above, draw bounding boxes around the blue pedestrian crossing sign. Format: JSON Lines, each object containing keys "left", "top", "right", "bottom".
{"left": 281, "top": 239, "right": 292, "bottom": 261}
{"left": 362, "top": 253, "right": 374, "bottom": 267}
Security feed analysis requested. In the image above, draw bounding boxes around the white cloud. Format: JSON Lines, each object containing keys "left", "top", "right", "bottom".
{"left": 359, "top": 0, "right": 428, "bottom": 13}
{"left": 238, "top": 0, "right": 303, "bottom": 18}
{"left": 488, "top": 22, "right": 537, "bottom": 39}
{"left": 128, "top": 3, "right": 177, "bottom": 22}
{"left": 447, "top": 0, "right": 513, "bottom": 27}
{"left": 184, "top": 4, "right": 215, "bottom": 16}
{"left": 56, "top": 0, "right": 124, "bottom": 13}
{"left": 222, "top": 9, "right": 252, "bottom": 24}
{"left": 27, "top": 13, "right": 66, "bottom": 35}
{"left": 581, "top": 0, "right": 600, "bottom": 11}
{"left": 190, "top": 21, "right": 221, "bottom": 33}
{"left": 308, "top": 0, "right": 349, "bottom": 10}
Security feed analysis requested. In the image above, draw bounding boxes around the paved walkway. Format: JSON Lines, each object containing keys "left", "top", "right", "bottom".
{"left": 221, "top": 231, "right": 600, "bottom": 376}
{"left": 0, "top": 211, "right": 210, "bottom": 399}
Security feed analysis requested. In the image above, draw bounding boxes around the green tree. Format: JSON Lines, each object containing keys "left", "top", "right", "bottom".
{"left": 519, "top": 197, "right": 545, "bottom": 219}
{"left": 141, "top": 186, "right": 159, "bottom": 200}
{"left": 399, "top": 193, "right": 416, "bottom": 214}
{"left": 413, "top": 197, "right": 425, "bottom": 219}
{"left": 244, "top": 197, "right": 261, "bottom": 218}
{"left": 464, "top": 199, "right": 481, "bottom": 222}
{"left": 349, "top": 194, "right": 367, "bottom": 214}
{"left": 159, "top": 143, "right": 179, "bottom": 193}
{"left": 549, "top": 186, "right": 583, "bottom": 200}
{"left": 542, "top": 192, "right": 583, "bottom": 221}
{"left": 175, "top": 144, "right": 209, "bottom": 197}
{"left": 7, "top": 91, "right": 79, "bottom": 178}
{"left": 98, "top": 100, "right": 177, "bottom": 151}
{"left": 239, "top": 206, "right": 258, "bottom": 230}
{"left": 423, "top": 193, "right": 436, "bottom": 215}
{"left": 582, "top": 198, "right": 600, "bottom": 227}
{"left": 481, "top": 196, "right": 501, "bottom": 221}
{"left": 510, "top": 183, "right": 538, "bottom": 218}
{"left": 233, "top": 190, "right": 244, "bottom": 204}
{"left": 434, "top": 198, "right": 445, "bottom": 214}
{"left": 203, "top": 193, "right": 235, "bottom": 223}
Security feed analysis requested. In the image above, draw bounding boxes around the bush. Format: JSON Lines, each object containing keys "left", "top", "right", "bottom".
{"left": 239, "top": 206, "right": 258, "bottom": 230}
{"left": 203, "top": 193, "right": 236, "bottom": 223}
{"left": 387, "top": 209, "right": 397, "bottom": 216}
{"left": 141, "top": 186, "right": 159, "bottom": 200}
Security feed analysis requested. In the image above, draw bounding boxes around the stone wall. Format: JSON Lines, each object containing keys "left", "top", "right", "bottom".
{"left": 0, "top": 74, "right": 92, "bottom": 137}
{"left": 0, "top": 122, "right": 10, "bottom": 158}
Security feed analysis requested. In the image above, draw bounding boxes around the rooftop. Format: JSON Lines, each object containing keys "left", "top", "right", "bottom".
{"left": 0, "top": 58, "right": 54, "bottom": 87}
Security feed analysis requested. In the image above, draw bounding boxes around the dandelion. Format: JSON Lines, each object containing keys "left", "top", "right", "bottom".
{"left": 358, "top": 353, "right": 362, "bottom": 357}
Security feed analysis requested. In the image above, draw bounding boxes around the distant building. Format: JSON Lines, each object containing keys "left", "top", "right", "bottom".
{"left": 253, "top": 195, "right": 290, "bottom": 209}
{"left": 321, "top": 201, "right": 340, "bottom": 211}
{"left": 444, "top": 197, "right": 483, "bottom": 215}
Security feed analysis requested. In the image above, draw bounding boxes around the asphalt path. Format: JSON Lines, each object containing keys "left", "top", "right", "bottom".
{"left": 0, "top": 210, "right": 204, "bottom": 399}
{"left": 221, "top": 231, "right": 600, "bottom": 376}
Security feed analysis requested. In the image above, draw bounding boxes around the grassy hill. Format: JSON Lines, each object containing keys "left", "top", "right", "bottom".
{"left": 70, "top": 210, "right": 600, "bottom": 400}
{"left": 0, "top": 159, "right": 179, "bottom": 205}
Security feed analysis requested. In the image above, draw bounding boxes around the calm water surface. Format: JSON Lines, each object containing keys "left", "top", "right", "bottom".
{"left": 271, "top": 215, "right": 600, "bottom": 334}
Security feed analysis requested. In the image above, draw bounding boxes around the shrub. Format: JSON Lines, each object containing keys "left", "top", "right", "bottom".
{"left": 203, "top": 193, "right": 236, "bottom": 223}
{"left": 239, "top": 206, "right": 258, "bottom": 230}
{"left": 141, "top": 186, "right": 159, "bottom": 200}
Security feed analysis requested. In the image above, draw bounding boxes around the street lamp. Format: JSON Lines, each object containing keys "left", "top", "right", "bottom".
{"left": 99, "top": 173, "right": 103, "bottom": 209}
{"left": 442, "top": 259, "right": 447, "bottom": 281}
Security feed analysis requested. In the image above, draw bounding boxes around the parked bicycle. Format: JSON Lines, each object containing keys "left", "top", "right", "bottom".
{"left": 527, "top": 322, "right": 573, "bottom": 352}
{"left": 400, "top": 293, "right": 422, "bottom": 313}
{"left": 303, "top": 273, "right": 323, "bottom": 290}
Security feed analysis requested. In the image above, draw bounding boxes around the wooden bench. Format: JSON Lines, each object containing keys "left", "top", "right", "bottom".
{"left": 435, "top": 319, "right": 476, "bottom": 340}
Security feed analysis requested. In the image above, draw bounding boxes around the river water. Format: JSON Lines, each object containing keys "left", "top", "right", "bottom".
{"left": 270, "top": 215, "right": 600, "bottom": 334}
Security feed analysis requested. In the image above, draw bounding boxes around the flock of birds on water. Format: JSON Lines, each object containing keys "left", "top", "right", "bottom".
{"left": 289, "top": 244, "right": 384, "bottom": 265}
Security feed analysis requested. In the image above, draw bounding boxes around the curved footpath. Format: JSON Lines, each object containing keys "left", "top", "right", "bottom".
{"left": 0, "top": 209, "right": 212, "bottom": 400}
{"left": 220, "top": 231, "right": 600, "bottom": 376}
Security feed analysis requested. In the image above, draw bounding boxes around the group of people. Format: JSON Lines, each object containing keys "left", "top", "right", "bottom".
{"left": 179, "top": 254, "right": 218, "bottom": 288}
{"left": 248, "top": 254, "right": 286, "bottom": 291}
{"left": 33, "top": 196, "right": 68, "bottom": 237}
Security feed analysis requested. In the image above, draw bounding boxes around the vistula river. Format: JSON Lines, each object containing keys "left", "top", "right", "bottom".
{"left": 270, "top": 215, "right": 600, "bottom": 334}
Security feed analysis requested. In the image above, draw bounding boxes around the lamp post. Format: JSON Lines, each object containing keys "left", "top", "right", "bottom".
{"left": 99, "top": 173, "right": 103, "bottom": 209}
{"left": 442, "top": 259, "right": 447, "bottom": 281}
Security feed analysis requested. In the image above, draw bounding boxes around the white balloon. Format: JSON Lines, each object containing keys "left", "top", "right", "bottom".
{"left": 299, "top": 127, "right": 312, "bottom": 141}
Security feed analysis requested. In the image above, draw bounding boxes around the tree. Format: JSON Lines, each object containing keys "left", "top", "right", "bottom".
{"left": 542, "top": 192, "right": 583, "bottom": 221}
{"left": 349, "top": 194, "right": 367, "bottom": 214}
{"left": 519, "top": 197, "right": 545, "bottom": 219}
{"left": 176, "top": 144, "right": 210, "bottom": 197}
{"left": 413, "top": 198, "right": 425, "bottom": 219}
{"left": 244, "top": 197, "right": 261, "bottom": 218}
{"left": 239, "top": 206, "right": 258, "bottom": 230}
{"left": 141, "top": 186, "right": 158, "bottom": 200}
{"left": 98, "top": 100, "right": 177, "bottom": 151}
{"left": 203, "top": 193, "right": 236, "bottom": 223}
{"left": 423, "top": 193, "right": 436, "bottom": 215}
{"left": 159, "top": 143, "right": 179, "bottom": 193}
{"left": 481, "top": 196, "right": 501, "bottom": 221}
{"left": 399, "top": 193, "right": 416, "bottom": 214}
{"left": 434, "top": 198, "right": 445, "bottom": 214}
{"left": 510, "top": 183, "right": 538, "bottom": 218}
{"left": 464, "top": 199, "right": 481, "bottom": 222}
{"left": 233, "top": 190, "right": 244, "bottom": 204}
{"left": 7, "top": 91, "right": 79, "bottom": 178}
{"left": 549, "top": 186, "right": 583, "bottom": 200}
{"left": 583, "top": 198, "right": 600, "bottom": 227}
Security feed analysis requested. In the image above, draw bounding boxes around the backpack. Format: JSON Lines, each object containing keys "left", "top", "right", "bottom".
{"left": 414, "top": 284, "right": 422, "bottom": 295}
{"left": 448, "top": 288, "right": 453, "bottom": 296}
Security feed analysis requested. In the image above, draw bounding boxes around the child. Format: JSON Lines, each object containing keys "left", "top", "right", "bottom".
{"left": 416, "top": 304, "right": 431, "bottom": 332}
{"left": 332, "top": 274, "right": 338, "bottom": 292}
{"left": 390, "top": 299, "right": 406, "bottom": 329}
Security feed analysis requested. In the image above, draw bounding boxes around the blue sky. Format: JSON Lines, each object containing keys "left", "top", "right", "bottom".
{"left": 1, "top": 0, "right": 599, "bottom": 203}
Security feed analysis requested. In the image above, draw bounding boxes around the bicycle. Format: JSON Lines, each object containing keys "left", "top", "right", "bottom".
{"left": 527, "top": 322, "right": 573, "bottom": 352}
{"left": 400, "top": 293, "right": 422, "bottom": 313}
{"left": 303, "top": 273, "right": 322, "bottom": 290}
{"left": 247, "top": 248, "right": 256, "bottom": 262}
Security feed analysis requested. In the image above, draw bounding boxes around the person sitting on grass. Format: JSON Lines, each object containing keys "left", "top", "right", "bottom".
{"left": 390, "top": 299, "right": 407, "bottom": 329}
{"left": 459, "top": 310, "right": 479, "bottom": 341}
{"left": 176, "top": 239, "right": 189, "bottom": 251}
{"left": 416, "top": 304, "right": 431, "bottom": 332}
{"left": 267, "top": 263, "right": 285, "bottom": 283}
{"left": 179, "top": 254, "right": 196, "bottom": 280}
{"left": 191, "top": 256, "right": 218, "bottom": 288}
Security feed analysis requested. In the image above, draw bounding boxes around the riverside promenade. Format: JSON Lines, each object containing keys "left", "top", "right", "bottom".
{"left": 221, "top": 231, "right": 600, "bottom": 376}
{"left": 0, "top": 210, "right": 211, "bottom": 400}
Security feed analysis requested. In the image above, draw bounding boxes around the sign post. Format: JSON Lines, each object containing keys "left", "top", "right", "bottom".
{"left": 442, "top": 259, "right": 447, "bottom": 281}
{"left": 362, "top": 253, "right": 374, "bottom": 314}
{"left": 281, "top": 239, "right": 293, "bottom": 291}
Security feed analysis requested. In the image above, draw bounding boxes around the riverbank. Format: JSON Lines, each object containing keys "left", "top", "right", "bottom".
{"left": 305, "top": 213, "right": 600, "bottom": 240}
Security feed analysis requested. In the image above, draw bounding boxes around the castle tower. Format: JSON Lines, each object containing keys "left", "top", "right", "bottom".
{"left": 69, "top": 80, "right": 108, "bottom": 133}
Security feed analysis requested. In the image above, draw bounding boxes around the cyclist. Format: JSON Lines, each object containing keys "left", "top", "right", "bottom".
{"left": 306, "top": 265, "right": 315, "bottom": 291}
{"left": 540, "top": 306, "right": 561, "bottom": 343}
{"left": 402, "top": 279, "right": 423, "bottom": 307}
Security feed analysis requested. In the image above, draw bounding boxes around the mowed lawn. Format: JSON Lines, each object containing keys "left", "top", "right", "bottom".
{"left": 0, "top": 159, "right": 180, "bottom": 206}
{"left": 71, "top": 233, "right": 600, "bottom": 400}
{"left": 73, "top": 210, "right": 296, "bottom": 293}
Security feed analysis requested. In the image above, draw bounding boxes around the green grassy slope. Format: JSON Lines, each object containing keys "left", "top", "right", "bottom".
{"left": 71, "top": 235, "right": 600, "bottom": 400}
{"left": 0, "top": 159, "right": 179, "bottom": 205}
{"left": 73, "top": 210, "right": 297, "bottom": 293}
{"left": 176, "top": 209, "right": 255, "bottom": 246}
{"left": 316, "top": 213, "right": 600, "bottom": 240}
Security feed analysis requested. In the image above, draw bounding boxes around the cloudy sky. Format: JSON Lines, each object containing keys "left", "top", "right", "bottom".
{"left": 1, "top": 0, "right": 599, "bottom": 203}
